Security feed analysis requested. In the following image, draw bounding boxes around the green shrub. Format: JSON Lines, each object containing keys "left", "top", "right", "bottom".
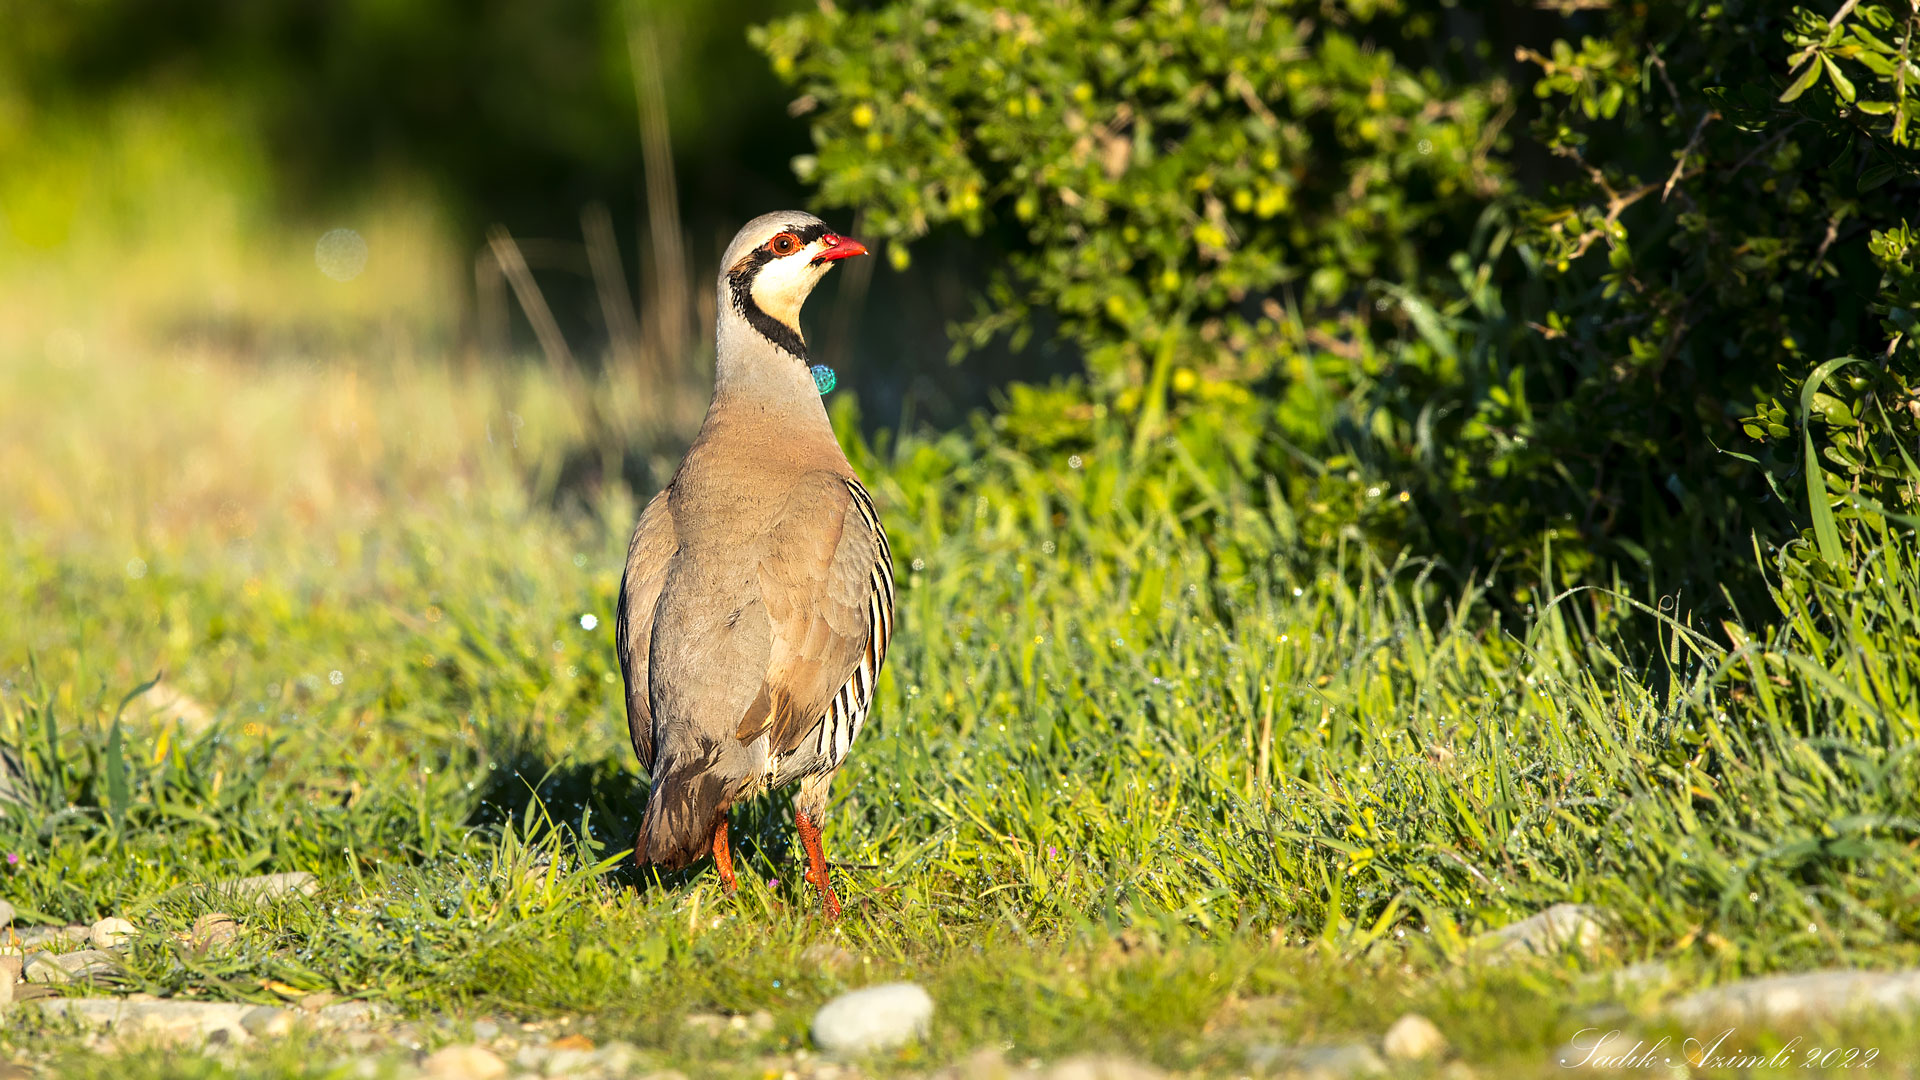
{"left": 762, "top": 0, "right": 1920, "bottom": 605}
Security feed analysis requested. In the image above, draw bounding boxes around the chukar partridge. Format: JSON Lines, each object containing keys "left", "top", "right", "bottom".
{"left": 617, "top": 211, "right": 891, "bottom": 919}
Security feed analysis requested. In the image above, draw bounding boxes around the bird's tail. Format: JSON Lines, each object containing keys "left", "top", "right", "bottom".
{"left": 635, "top": 760, "right": 726, "bottom": 871}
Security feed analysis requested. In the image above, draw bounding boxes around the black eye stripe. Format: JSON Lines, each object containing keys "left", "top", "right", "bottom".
{"left": 721, "top": 219, "right": 836, "bottom": 360}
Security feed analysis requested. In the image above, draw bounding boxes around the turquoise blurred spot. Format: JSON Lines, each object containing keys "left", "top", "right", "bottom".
{"left": 810, "top": 365, "right": 837, "bottom": 395}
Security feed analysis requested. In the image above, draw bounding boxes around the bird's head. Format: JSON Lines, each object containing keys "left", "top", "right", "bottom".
{"left": 721, "top": 211, "right": 868, "bottom": 359}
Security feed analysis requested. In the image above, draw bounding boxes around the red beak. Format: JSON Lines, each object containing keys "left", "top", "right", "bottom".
{"left": 812, "top": 234, "right": 870, "bottom": 264}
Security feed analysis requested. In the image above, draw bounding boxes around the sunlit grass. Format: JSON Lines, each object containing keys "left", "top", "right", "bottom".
{"left": 3, "top": 345, "right": 1920, "bottom": 1077}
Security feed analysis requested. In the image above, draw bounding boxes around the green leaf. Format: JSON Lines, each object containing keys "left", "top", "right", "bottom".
{"left": 115, "top": 671, "right": 164, "bottom": 721}
{"left": 106, "top": 719, "right": 129, "bottom": 832}
{"left": 1780, "top": 61, "right": 1823, "bottom": 102}
{"left": 1856, "top": 100, "right": 1896, "bottom": 115}
{"left": 1859, "top": 162, "right": 1900, "bottom": 191}
{"left": 1822, "top": 54, "right": 1858, "bottom": 103}
{"left": 1799, "top": 357, "right": 1864, "bottom": 566}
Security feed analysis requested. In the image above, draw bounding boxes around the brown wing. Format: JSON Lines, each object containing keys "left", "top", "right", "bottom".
{"left": 616, "top": 487, "right": 676, "bottom": 769}
{"left": 734, "top": 472, "right": 892, "bottom": 757}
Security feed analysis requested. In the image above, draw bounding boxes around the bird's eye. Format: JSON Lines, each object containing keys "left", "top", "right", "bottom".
{"left": 769, "top": 233, "right": 800, "bottom": 255}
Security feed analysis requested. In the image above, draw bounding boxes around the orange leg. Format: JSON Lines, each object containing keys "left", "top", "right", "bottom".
{"left": 793, "top": 808, "right": 842, "bottom": 920}
{"left": 711, "top": 816, "right": 737, "bottom": 895}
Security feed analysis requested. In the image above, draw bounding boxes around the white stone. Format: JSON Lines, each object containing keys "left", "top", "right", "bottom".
{"left": 190, "top": 912, "right": 240, "bottom": 948}
{"left": 543, "top": 1048, "right": 596, "bottom": 1074}
{"left": 316, "top": 1000, "right": 387, "bottom": 1027}
{"left": 89, "top": 917, "right": 137, "bottom": 949}
{"left": 0, "top": 900, "right": 15, "bottom": 928}
{"left": 1248, "top": 1043, "right": 1387, "bottom": 1077}
{"left": 1474, "top": 904, "right": 1609, "bottom": 961}
{"left": 35, "top": 999, "right": 252, "bottom": 1046}
{"left": 206, "top": 872, "right": 320, "bottom": 902}
{"left": 1381, "top": 1013, "right": 1447, "bottom": 1062}
{"left": 53, "top": 948, "right": 119, "bottom": 980}
{"left": 241, "top": 1005, "right": 295, "bottom": 1037}
{"left": 23, "top": 953, "right": 67, "bottom": 984}
{"left": 1669, "top": 968, "right": 1920, "bottom": 1025}
{"left": 811, "top": 982, "right": 934, "bottom": 1054}
{"left": 592, "top": 1042, "right": 644, "bottom": 1073}
{"left": 1046, "top": 1058, "right": 1166, "bottom": 1080}
{"left": 15, "top": 925, "right": 88, "bottom": 949}
{"left": 422, "top": 1044, "right": 509, "bottom": 1080}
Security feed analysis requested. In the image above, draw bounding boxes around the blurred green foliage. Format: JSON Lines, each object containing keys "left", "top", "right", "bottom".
{"left": 0, "top": 0, "right": 805, "bottom": 230}
{"left": 764, "top": 0, "right": 1920, "bottom": 608}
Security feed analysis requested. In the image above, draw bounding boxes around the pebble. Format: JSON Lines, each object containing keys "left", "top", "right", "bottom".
{"left": 543, "top": 1047, "right": 597, "bottom": 1074}
{"left": 1381, "top": 1013, "right": 1447, "bottom": 1062}
{"left": 240, "top": 1005, "right": 295, "bottom": 1037}
{"left": 1668, "top": 968, "right": 1920, "bottom": 1025}
{"left": 1473, "top": 903, "right": 1609, "bottom": 961}
{"left": 1046, "top": 1059, "right": 1167, "bottom": 1080}
{"left": 89, "top": 916, "right": 136, "bottom": 949}
{"left": 14, "top": 925, "right": 88, "bottom": 950}
{"left": 0, "top": 955, "right": 16, "bottom": 1004}
{"left": 472, "top": 1019, "right": 502, "bottom": 1040}
{"left": 0, "top": 900, "right": 14, "bottom": 928}
{"left": 592, "top": 1041, "right": 644, "bottom": 1073}
{"left": 317, "top": 1001, "right": 387, "bottom": 1027}
{"left": 34, "top": 999, "right": 252, "bottom": 1046}
{"left": 54, "top": 948, "right": 120, "bottom": 980}
{"left": 210, "top": 871, "right": 320, "bottom": 902}
{"left": 190, "top": 912, "right": 240, "bottom": 948}
{"left": 1248, "top": 1043, "right": 1387, "bottom": 1077}
{"left": 23, "top": 953, "right": 67, "bottom": 984}
{"left": 423, "top": 1044, "right": 509, "bottom": 1080}
{"left": 811, "top": 982, "right": 934, "bottom": 1054}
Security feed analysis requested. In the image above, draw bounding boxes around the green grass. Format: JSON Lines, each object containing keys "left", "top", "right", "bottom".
{"left": 4, "top": 347, "right": 1920, "bottom": 1078}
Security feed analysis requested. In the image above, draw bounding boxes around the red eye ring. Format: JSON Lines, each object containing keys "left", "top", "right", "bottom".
{"left": 768, "top": 232, "right": 801, "bottom": 255}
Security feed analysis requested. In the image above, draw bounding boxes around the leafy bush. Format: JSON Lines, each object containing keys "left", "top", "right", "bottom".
{"left": 762, "top": 0, "right": 1920, "bottom": 605}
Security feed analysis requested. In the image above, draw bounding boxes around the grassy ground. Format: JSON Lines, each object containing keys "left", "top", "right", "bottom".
{"left": 4, "top": 344, "right": 1920, "bottom": 1078}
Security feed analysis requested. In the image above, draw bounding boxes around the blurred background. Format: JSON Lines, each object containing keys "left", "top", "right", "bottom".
{"left": 0, "top": 0, "right": 1045, "bottom": 450}
{"left": 5, "top": 0, "right": 1920, "bottom": 1024}
{"left": 5, "top": 0, "right": 1916, "bottom": 611}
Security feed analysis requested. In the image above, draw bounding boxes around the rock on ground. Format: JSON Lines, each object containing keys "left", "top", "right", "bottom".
{"left": 1668, "top": 968, "right": 1920, "bottom": 1025}
{"left": 1045, "top": 1059, "right": 1167, "bottom": 1080}
{"left": 21, "top": 950, "right": 116, "bottom": 984}
{"left": 241, "top": 1006, "right": 295, "bottom": 1037}
{"left": 811, "top": 982, "right": 934, "bottom": 1054}
{"left": 205, "top": 871, "right": 320, "bottom": 902}
{"left": 35, "top": 999, "right": 253, "bottom": 1046}
{"left": 1248, "top": 1043, "right": 1387, "bottom": 1077}
{"left": 1473, "top": 904, "right": 1609, "bottom": 961}
{"left": 422, "top": 1044, "right": 509, "bottom": 1080}
{"left": 89, "top": 917, "right": 136, "bottom": 949}
{"left": 934, "top": 1050, "right": 1164, "bottom": 1080}
{"left": 14, "top": 925, "right": 88, "bottom": 950}
{"left": 189, "top": 912, "right": 240, "bottom": 949}
{"left": 1381, "top": 1013, "right": 1447, "bottom": 1062}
